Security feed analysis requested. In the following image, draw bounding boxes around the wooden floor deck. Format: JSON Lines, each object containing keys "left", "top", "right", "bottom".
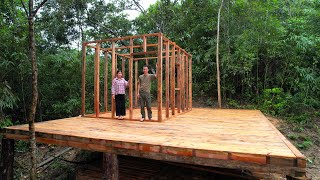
{"left": 1, "top": 108, "right": 306, "bottom": 178}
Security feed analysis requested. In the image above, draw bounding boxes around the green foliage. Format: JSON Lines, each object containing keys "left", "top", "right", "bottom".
{"left": 0, "top": 82, "right": 18, "bottom": 114}
{"left": 0, "top": 118, "right": 13, "bottom": 129}
{"left": 15, "top": 140, "right": 29, "bottom": 152}
{"left": 297, "top": 140, "right": 313, "bottom": 150}
{"left": 288, "top": 133, "right": 314, "bottom": 150}
{"left": 227, "top": 99, "right": 241, "bottom": 109}
{"left": 287, "top": 133, "right": 299, "bottom": 140}
{"left": 38, "top": 50, "right": 82, "bottom": 119}
{"left": 259, "top": 88, "right": 290, "bottom": 116}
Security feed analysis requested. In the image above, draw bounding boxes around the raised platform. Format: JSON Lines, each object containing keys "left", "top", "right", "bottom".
{"left": 1, "top": 108, "right": 306, "bottom": 178}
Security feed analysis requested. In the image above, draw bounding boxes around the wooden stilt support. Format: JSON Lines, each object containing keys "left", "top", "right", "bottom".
{"left": 81, "top": 45, "right": 87, "bottom": 116}
{"left": 157, "top": 33, "right": 163, "bottom": 122}
{"left": 102, "top": 153, "right": 118, "bottom": 180}
{"left": 104, "top": 52, "right": 109, "bottom": 112}
{"left": 1, "top": 138, "right": 14, "bottom": 180}
{"left": 111, "top": 41, "right": 116, "bottom": 118}
{"left": 165, "top": 41, "right": 170, "bottom": 118}
{"left": 94, "top": 43, "right": 101, "bottom": 117}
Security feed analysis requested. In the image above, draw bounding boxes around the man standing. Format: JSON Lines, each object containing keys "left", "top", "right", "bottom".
{"left": 137, "top": 65, "right": 157, "bottom": 122}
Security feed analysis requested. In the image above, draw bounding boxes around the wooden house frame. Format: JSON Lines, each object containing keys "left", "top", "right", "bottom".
{"left": 81, "top": 33, "right": 192, "bottom": 122}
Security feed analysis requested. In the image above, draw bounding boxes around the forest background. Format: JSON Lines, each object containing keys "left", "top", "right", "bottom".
{"left": 0, "top": 0, "right": 319, "bottom": 177}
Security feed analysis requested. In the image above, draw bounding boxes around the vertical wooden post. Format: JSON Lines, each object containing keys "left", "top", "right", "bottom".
{"left": 115, "top": 54, "right": 118, "bottom": 74}
{"left": 185, "top": 55, "right": 189, "bottom": 110}
{"left": 170, "top": 44, "right": 176, "bottom": 115}
{"left": 134, "top": 61, "right": 138, "bottom": 107}
{"left": 94, "top": 43, "right": 101, "bottom": 117}
{"left": 1, "top": 138, "right": 14, "bottom": 180}
{"left": 189, "top": 56, "right": 193, "bottom": 110}
{"left": 104, "top": 52, "right": 109, "bottom": 112}
{"left": 129, "top": 38, "right": 133, "bottom": 119}
{"left": 165, "top": 41, "right": 170, "bottom": 118}
{"left": 102, "top": 153, "right": 118, "bottom": 180}
{"left": 81, "top": 44, "right": 86, "bottom": 116}
{"left": 177, "top": 49, "right": 181, "bottom": 113}
{"left": 121, "top": 57, "right": 125, "bottom": 78}
{"left": 181, "top": 54, "right": 185, "bottom": 112}
{"left": 157, "top": 33, "right": 163, "bottom": 122}
{"left": 143, "top": 36, "right": 148, "bottom": 65}
{"left": 111, "top": 41, "right": 116, "bottom": 118}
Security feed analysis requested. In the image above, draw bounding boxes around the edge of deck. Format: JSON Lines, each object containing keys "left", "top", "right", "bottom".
{"left": 1, "top": 109, "right": 307, "bottom": 178}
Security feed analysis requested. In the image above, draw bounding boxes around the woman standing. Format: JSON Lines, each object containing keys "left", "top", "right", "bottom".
{"left": 111, "top": 70, "right": 128, "bottom": 119}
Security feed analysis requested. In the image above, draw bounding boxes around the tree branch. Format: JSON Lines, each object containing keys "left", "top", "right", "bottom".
{"left": 132, "top": 0, "right": 145, "bottom": 14}
{"left": 21, "top": 0, "right": 29, "bottom": 17}
{"left": 33, "top": 0, "right": 49, "bottom": 16}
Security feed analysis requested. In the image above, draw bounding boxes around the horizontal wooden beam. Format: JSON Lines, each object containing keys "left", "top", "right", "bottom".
{"left": 131, "top": 51, "right": 158, "bottom": 56}
{"left": 1, "top": 130, "right": 305, "bottom": 178}
{"left": 1, "top": 125, "right": 303, "bottom": 168}
{"left": 83, "top": 33, "right": 161, "bottom": 45}
{"left": 133, "top": 57, "right": 158, "bottom": 61}
{"left": 86, "top": 44, "right": 97, "bottom": 49}
{"left": 104, "top": 44, "right": 158, "bottom": 51}
{"left": 114, "top": 53, "right": 131, "bottom": 59}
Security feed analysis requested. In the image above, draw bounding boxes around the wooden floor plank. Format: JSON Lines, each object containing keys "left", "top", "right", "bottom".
{"left": 2, "top": 108, "right": 306, "bottom": 172}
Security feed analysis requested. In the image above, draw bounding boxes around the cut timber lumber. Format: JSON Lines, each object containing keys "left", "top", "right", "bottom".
{"left": 94, "top": 43, "right": 101, "bottom": 117}
{"left": 37, "top": 147, "right": 73, "bottom": 168}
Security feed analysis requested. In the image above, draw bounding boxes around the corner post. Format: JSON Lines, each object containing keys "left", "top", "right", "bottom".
{"left": 157, "top": 33, "right": 163, "bottom": 122}
{"left": 81, "top": 44, "right": 87, "bottom": 116}
{"left": 94, "top": 43, "right": 101, "bottom": 117}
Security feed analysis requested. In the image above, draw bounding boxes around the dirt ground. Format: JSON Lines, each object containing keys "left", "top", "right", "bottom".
{"left": 2, "top": 111, "right": 319, "bottom": 179}
{"left": 267, "top": 116, "right": 320, "bottom": 179}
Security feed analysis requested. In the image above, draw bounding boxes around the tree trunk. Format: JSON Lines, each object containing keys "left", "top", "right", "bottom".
{"left": 22, "top": 1, "right": 48, "bottom": 178}
{"left": 103, "top": 153, "right": 119, "bottom": 180}
{"left": 216, "top": 0, "right": 224, "bottom": 108}
{"left": 0, "top": 139, "right": 15, "bottom": 180}
{"left": 28, "top": 6, "right": 38, "bottom": 179}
